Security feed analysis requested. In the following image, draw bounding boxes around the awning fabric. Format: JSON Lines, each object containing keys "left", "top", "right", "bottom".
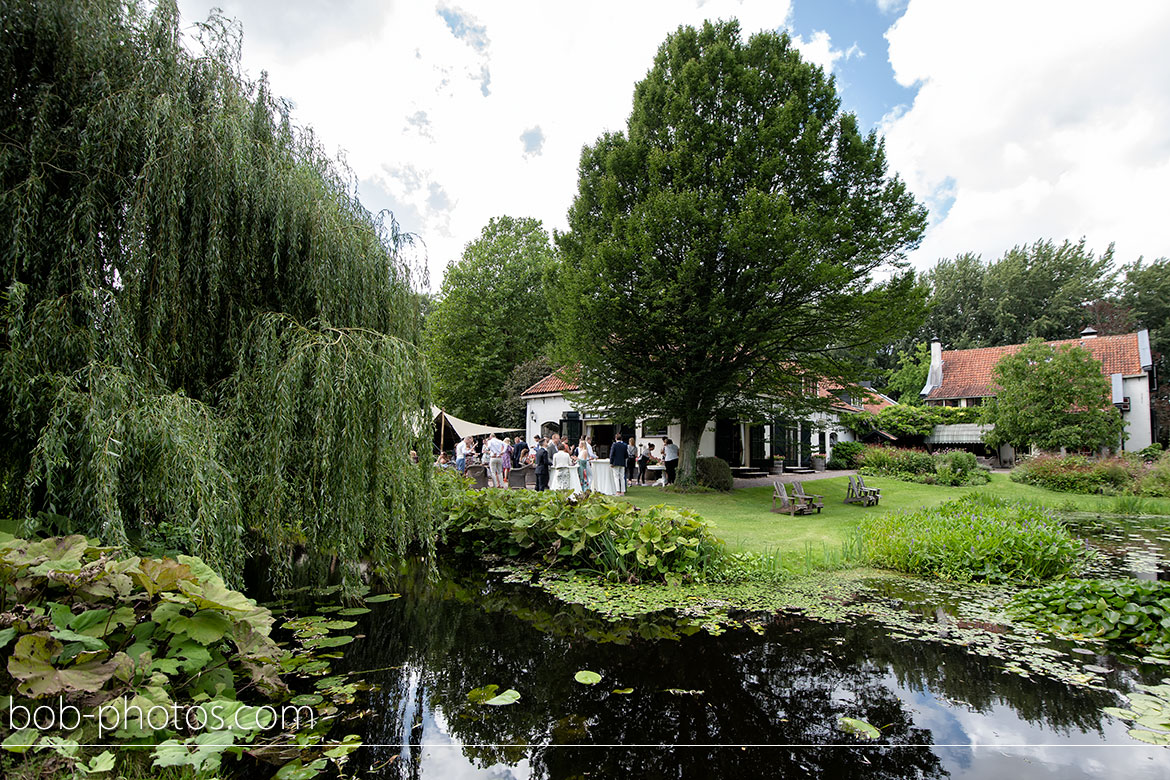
{"left": 925, "top": 423, "right": 992, "bottom": 445}
{"left": 432, "top": 407, "right": 520, "bottom": 439}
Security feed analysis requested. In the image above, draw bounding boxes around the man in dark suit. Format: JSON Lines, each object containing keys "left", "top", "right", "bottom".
{"left": 608, "top": 437, "right": 629, "bottom": 495}
{"left": 533, "top": 436, "right": 551, "bottom": 491}
{"left": 512, "top": 435, "right": 527, "bottom": 465}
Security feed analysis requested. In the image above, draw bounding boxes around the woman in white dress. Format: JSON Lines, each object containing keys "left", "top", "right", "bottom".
{"left": 551, "top": 443, "right": 582, "bottom": 493}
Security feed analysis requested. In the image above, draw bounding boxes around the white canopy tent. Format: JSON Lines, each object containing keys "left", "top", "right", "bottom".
{"left": 432, "top": 407, "right": 522, "bottom": 452}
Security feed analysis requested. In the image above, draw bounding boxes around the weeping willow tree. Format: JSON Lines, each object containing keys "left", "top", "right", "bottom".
{"left": 0, "top": 0, "right": 435, "bottom": 584}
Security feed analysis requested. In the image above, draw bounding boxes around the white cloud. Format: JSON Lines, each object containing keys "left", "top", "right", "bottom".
{"left": 178, "top": 0, "right": 795, "bottom": 289}
{"left": 881, "top": 1, "right": 1170, "bottom": 269}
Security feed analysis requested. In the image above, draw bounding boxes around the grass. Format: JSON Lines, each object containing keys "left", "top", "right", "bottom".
{"left": 620, "top": 472, "right": 1170, "bottom": 570}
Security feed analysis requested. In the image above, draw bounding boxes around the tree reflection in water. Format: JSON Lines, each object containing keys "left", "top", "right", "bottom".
{"left": 335, "top": 565, "right": 1121, "bottom": 779}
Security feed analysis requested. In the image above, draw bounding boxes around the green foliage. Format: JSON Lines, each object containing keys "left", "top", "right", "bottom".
{"left": 694, "top": 457, "right": 733, "bottom": 492}
{"left": 0, "top": 533, "right": 361, "bottom": 779}
{"left": 500, "top": 356, "right": 555, "bottom": 432}
{"left": 883, "top": 342, "right": 930, "bottom": 404}
{"left": 0, "top": 1, "right": 435, "bottom": 580}
{"left": 1138, "top": 443, "right": 1165, "bottom": 462}
{"left": 860, "top": 446, "right": 989, "bottom": 486}
{"left": 841, "top": 404, "right": 979, "bottom": 439}
{"left": 859, "top": 494, "right": 1089, "bottom": 584}
{"left": 1140, "top": 452, "right": 1170, "bottom": 497}
{"left": 425, "top": 216, "right": 557, "bottom": 426}
{"left": 1011, "top": 579, "right": 1170, "bottom": 659}
{"left": 441, "top": 489, "right": 724, "bottom": 583}
{"left": 551, "top": 20, "right": 928, "bottom": 484}
{"left": 826, "top": 440, "right": 867, "bottom": 469}
{"left": 1009, "top": 454, "right": 1141, "bottom": 494}
{"left": 1103, "top": 681, "right": 1170, "bottom": 746}
{"left": 982, "top": 339, "right": 1124, "bottom": 453}
{"left": 921, "top": 240, "right": 1117, "bottom": 349}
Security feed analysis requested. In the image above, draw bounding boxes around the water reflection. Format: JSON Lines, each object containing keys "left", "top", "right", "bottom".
{"left": 330, "top": 566, "right": 1163, "bottom": 779}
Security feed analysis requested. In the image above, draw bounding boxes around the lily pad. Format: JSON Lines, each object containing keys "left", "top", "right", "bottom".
{"left": 612, "top": 688, "right": 633, "bottom": 695}
{"left": 365, "top": 593, "right": 400, "bottom": 603}
{"left": 574, "top": 670, "right": 602, "bottom": 685}
{"left": 837, "top": 716, "right": 881, "bottom": 740}
{"left": 484, "top": 688, "right": 521, "bottom": 706}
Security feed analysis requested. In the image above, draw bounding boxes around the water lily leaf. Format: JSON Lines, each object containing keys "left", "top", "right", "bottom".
{"left": 484, "top": 688, "right": 521, "bottom": 706}
{"left": 1128, "top": 728, "right": 1170, "bottom": 745}
{"left": 365, "top": 593, "right": 400, "bottom": 603}
{"left": 467, "top": 684, "right": 499, "bottom": 704}
{"left": 290, "top": 693, "right": 324, "bottom": 706}
{"left": 612, "top": 688, "right": 633, "bottom": 695}
{"left": 303, "top": 635, "right": 354, "bottom": 649}
{"left": 574, "top": 670, "right": 602, "bottom": 685}
{"left": 323, "top": 734, "right": 362, "bottom": 759}
{"left": 838, "top": 716, "right": 881, "bottom": 740}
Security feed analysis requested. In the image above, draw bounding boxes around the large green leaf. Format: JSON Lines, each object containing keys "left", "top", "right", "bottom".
{"left": 170, "top": 610, "right": 233, "bottom": 645}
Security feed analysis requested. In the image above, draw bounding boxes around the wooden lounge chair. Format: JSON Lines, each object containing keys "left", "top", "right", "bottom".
{"left": 844, "top": 475, "right": 865, "bottom": 505}
{"left": 772, "top": 482, "right": 814, "bottom": 516}
{"left": 856, "top": 474, "right": 881, "bottom": 505}
{"left": 792, "top": 481, "right": 823, "bottom": 513}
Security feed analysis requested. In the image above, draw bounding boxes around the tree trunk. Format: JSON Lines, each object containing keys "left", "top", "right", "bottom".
{"left": 678, "top": 418, "right": 704, "bottom": 486}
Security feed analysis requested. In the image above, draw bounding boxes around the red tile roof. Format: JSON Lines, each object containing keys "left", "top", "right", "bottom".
{"left": 926, "top": 333, "right": 1146, "bottom": 401}
{"left": 817, "top": 382, "right": 897, "bottom": 415}
{"left": 521, "top": 372, "right": 580, "bottom": 396}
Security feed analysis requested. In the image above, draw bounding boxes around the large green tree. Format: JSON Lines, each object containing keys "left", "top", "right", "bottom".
{"left": 552, "top": 21, "right": 928, "bottom": 481}
{"left": 921, "top": 239, "right": 1117, "bottom": 348}
{"left": 0, "top": 0, "right": 435, "bottom": 584}
{"left": 982, "top": 340, "right": 1124, "bottom": 453}
{"left": 1122, "top": 257, "right": 1170, "bottom": 443}
{"left": 426, "top": 216, "right": 556, "bottom": 426}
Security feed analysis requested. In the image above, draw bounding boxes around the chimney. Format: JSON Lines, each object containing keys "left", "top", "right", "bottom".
{"left": 1080, "top": 326, "right": 1098, "bottom": 340}
{"left": 921, "top": 338, "right": 943, "bottom": 398}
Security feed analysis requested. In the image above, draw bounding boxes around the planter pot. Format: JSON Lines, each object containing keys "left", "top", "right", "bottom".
{"left": 811, "top": 456, "right": 825, "bottom": 472}
{"left": 775, "top": 460, "right": 784, "bottom": 474}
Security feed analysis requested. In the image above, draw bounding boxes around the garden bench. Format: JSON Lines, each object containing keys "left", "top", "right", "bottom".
{"left": 792, "top": 481, "right": 823, "bottom": 513}
{"left": 772, "top": 482, "right": 815, "bottom": 516}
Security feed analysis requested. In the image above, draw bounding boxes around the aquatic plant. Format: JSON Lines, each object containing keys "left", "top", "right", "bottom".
{"left": 441, "top": 489, "right": 724, "bottom": 583}
{"left": 0, "top": 533, "right": 362, "bottom": 778}
{"left": 1103, "top": 680, "right": 1170, "bottom": 745}
{"left": 859, "top": 494, "right": 1089, "bottom": 583}
{"left": 1010, "top": 579, "right": 1170, "bottom": 660}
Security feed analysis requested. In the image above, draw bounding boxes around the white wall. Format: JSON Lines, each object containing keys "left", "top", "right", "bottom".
{"left": 1122, "top": 375, "right": 1153, "bottom": 450}
{"left": 524, "top": 394, "right": 574, "bottom": 444}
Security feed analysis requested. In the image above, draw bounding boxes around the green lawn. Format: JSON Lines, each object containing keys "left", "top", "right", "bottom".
{"left": 620, "top": 473, "right": 1170, "bottom": 566}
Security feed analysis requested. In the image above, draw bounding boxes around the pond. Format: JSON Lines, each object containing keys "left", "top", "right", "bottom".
{"left": 325, "top": 544, "right": 1168, "bottom": 780}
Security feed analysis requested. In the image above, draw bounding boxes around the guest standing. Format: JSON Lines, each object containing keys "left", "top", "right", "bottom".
{"left": 533, "top": 437, "right": 550, "bottom": 491}
{"left": 609, "top": 436, "right": 629, "bottom": 496}
{"left": 638, "top": 443, "right": 654, "bottom": 485}
{"left": 625, "top": 437, "right": 637, "bottom": 483}
{"left": 663, "top": 438, "right": 679, "bottom": 484}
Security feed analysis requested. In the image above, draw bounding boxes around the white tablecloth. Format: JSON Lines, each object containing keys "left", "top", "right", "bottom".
{"left": 591, "top": 461, "right": 618, "bottom": 495}
{"left": 550, "top": 465, "right": 582, "bottom": 494}
{"left": 646, "top": 464, "right": 666, "bottom": 487}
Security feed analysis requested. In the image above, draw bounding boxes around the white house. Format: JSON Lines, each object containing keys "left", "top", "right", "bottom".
{"left": 920, "top": 327, "right": 1156, "bottom": 458}
{"left": 521, "top": 373, "right": 896, "bottom": 470}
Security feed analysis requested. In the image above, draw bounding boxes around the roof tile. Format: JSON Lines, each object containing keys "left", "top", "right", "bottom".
{"left": 926, "top": 333, "right": 1145, "bottom": 400}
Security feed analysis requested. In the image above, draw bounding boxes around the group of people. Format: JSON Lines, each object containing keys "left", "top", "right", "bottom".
{"left": 438, "top": 431, "right": 682, "bottom": 491}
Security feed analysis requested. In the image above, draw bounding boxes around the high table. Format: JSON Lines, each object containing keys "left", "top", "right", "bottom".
{"left": 590, "top": 461, "right": 619, "bottom": 495}
{"left": 646, "top": 464, "right": 666, "bottom": 487}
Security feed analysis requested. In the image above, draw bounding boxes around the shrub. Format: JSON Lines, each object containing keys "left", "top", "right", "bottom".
{"left": 441, "top": 489, "right": 724, "bottom": 583}
{"left": 695, "top": 456, "right": 733, "bottom": 491}
{"left": 1137, "top": 442, "right": 1165, "bottom": 462}
{"left": 827, "top": 440, "right": 866, "bottom": 469}
{"left": 0, "top": 533, "right": 359, "bottom": 778}
{"left": 1010, "top": 454, "right": 1139, "bottom": 494}
{"left": 859, "top": 494, "right": 1089, "bottom": 584}
{"left": 859, "top": 446, "right": 989, "bottom": 486}
{"left": 1011, "top": 579, "right": 1170, "bottom": 658}
{"left": 1139, "top": 451, "right": 1170, "bottom": 497}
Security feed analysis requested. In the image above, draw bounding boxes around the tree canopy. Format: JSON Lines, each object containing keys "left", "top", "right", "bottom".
{"left": 425, "top": 216, "right": 556, "bottom": 427}
{"left": 981, "top": 340, "right": 1123, "bottom": 453}
{"left": 551, "top": 20, "right": 927, "bottom": 480}
{"left": 0, "top": 0, "right": 435, "bottom": 584}
{"left": 920, "top": 239, "right": 1117, "bottom": 349}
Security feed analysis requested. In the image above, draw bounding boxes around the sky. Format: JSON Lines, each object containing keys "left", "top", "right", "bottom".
{"left": 175, "top": 0, "right": 1170, "bottom": 291}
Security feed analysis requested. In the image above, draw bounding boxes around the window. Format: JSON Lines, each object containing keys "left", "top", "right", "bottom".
{"left": 641, "top": 417, "right": 669, "bottom": 437}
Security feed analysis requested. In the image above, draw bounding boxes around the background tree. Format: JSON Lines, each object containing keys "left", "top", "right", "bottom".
{"left": 500, "top": 356, "right": 555, "bottom": 431}
{"left": 0, "top": 0, "right": 434, "bottom": 584}
{"left": 552, "top": 21, "right": 928, "bottom": 482}
{"left": 882, "top": 342, "right": 931, "bottom": 404}
{"left": 425, "top": 216, "right": 556, "bottom": 425}
{"left": 1122, "top": 257, "right": 1170, "bottom": 444}
{"left": 920, "top": 239, "right": 1117, "bottom": 349}
{"left": 981, "top": 340, "right": 1124, "bottom": 453}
